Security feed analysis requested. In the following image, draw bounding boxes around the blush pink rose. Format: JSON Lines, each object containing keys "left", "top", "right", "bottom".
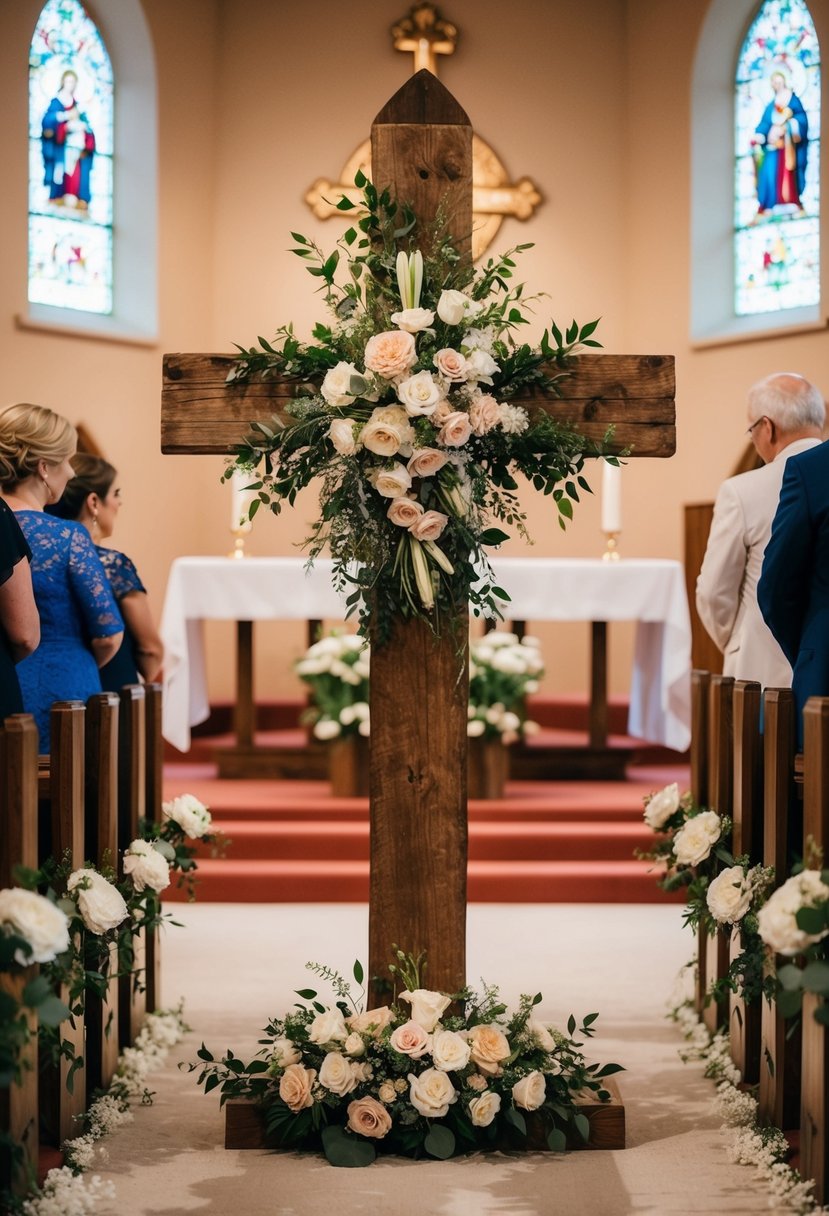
{"left": 387, "top": 497, "right": 424, "bottom": 527}
{"left": 347, "top": 1095, "right": 393, "bottom": 1138}
{"left": 364, "top": 330, "right": 417, "bottom": 380}
{"left": 407, "top": 448, "right": 448, "bottom": 478}
{"left": 468, "top": 393, "right": 501, "bottom": 436}
{"left": 389, "top": 1019, "right": 432, "bottom": 1059}
{"left": 438, "top": 412, "right": 473, "bottom": 448}
{"left": 278, "top": 1063, "right": 317, "bottom": 1112}
{"left": 409, "top": 510, "right": 448, "bottom": 541}
{"left": 433, "top": 348, "right": 469, "bottom": 382}
{"left": 347, "top": 1007, "right": 394, "bottom": 1037}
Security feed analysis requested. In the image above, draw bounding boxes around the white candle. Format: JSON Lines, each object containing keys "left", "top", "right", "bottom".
{"left": 601, "top": 462, "right": 622, "bottom": 534}
{"left": 230, "top": 469, "right": 254, "bottom": 534}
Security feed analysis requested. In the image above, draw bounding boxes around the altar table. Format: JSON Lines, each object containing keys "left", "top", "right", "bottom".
{"left": 160, "top": 555, "right": 691, "bottom": 756}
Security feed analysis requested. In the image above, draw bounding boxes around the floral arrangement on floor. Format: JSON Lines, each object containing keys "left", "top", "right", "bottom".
{"left": 468, "top": 631, "right": 543, "bottom": 743}
{"left": 294, "top": 631, "right": 371, "bottom": 741}
{"left": 226, "top": 175, "right": 612, "bottom": 643}
{"left": 672, "top": 999, "right": 826, "bottom": 1216}
{"left": 193, "top": 951, "right": 622, "bottom": 1167}
{"left": 640, "top": 783, "right": 774, "bottom": 1008}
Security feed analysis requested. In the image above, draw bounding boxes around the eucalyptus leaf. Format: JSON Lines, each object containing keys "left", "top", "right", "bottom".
{"left": 424, "top": 1124, "right": 456, "bottom": 1159}
{"left": 321, "top": 1125, "right": 376, "bottom": 1168}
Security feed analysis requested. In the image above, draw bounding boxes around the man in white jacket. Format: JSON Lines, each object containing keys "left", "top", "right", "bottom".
{"left": 696, "top": 372, "right": 825, "bottom": 688}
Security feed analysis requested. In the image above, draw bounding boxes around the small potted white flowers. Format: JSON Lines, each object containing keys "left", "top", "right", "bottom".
{"left": 467, "top": 632, "right": 544, "bottom": 799}
{"left": 295, "top": 631, "right": 371, "bottom": 796}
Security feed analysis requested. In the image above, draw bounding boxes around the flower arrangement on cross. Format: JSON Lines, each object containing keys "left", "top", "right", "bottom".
{"left": 225, "top": 174, "right": 612, "bottom": 643}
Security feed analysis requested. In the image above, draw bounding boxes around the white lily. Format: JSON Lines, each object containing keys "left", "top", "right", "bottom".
{"left": 423, "top": 540, "right": 454, "bottom": 575}
{"left": 396, "top": 250, "right": 424, "bottom": 310}
{"left": 410, "top": 537, "right": 434, "bottom": 609}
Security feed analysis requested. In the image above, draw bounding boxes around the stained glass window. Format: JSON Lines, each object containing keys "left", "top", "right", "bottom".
{"left": 28, "top": 0, "right": 114, "bottom": 315}
{"left": 734, "top": 0, "right": 821, "bottom": 317}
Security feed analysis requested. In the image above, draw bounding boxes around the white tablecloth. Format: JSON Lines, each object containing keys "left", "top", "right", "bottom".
{"left": 160, "top": 555, "right": 691, "bottom": 752}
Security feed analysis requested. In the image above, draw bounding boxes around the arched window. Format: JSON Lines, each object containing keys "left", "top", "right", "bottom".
{"left": 734, "top": 0, "right": 821, "bottom": 317}
{"left": 28, "top": 0, "right": 113, "bottom": 314}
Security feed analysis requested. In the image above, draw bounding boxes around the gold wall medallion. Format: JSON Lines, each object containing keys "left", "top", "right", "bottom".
{"left": 303, "top": 3, "right": 542, "bottom": 261}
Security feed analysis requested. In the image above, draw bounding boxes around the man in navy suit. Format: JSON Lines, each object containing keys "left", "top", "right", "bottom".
{"left": 758, "top": 394, "right": 829, "bottom": 739}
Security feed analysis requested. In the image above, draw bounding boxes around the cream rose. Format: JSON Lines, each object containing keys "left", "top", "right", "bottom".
{"left": 468, "top": 393, "right": 501, "bottom": 436}
{"left": 161, "top": 793, "right": 212, "bottom": 839}
{"left": 469, "top": 1090, "right": 502, "bottom": 1127}
{"left": 431, "top": 399, "right": 454, "bottom": 426}
{"left": 390, "top": 308, "right": 435, "bottom": 334}
{"left": 329, "top": 418, "right": 359, "bottom": 456}
{"left": 672, "top": 811, "right": 722, "bottom": 867}
{"left": 706, "top": 865, "right": 753, "bottom": 925}
{"left": 364, "top": 330, "right": 417, "bottom": 380}
{"left": 408, "top": 1068, "right": 459, "bottom": 1118}
{"left": 122, "top": 840, "right": 171, "bottom": 894}
{"left": 346, "top": 1095, "right": 393, "bottom": 1138}
{"left": 361, "top": 415, "right": 404, "bottom": 457}
{"left": 0, "top": 888, "right": 70, "bottom": 965}
{"left": 433, "top": 348, "right": 469, "bottom": 382}
{"left": 399, "top": 988, "right": 452, "bottom": 1032}
{"left": 644, "top": 783, "right": 681, "bottom": 831}
{"left": 438, "top": 412, "right": 473, "bottom": 448}
{"left": 407, "top": 448, "right": 448, "bottom": 478}
{"left": 389, "top": 1019, "right": 432, "bottom": 1059}
{"left": 377, "top": 1080, "right": 397, "bottom": 1104}
{"left": 527, "top": 1020, "right": 557, "bottom": 1052}
{"left": 436, "top": 289, "right": 483, "bottom": 327}
{"left": 344, "top": 1032, "right": 366, "bottom": 1058}
{"left": 319, "top": 1051, "right": 358, "bottom": 1096}
{"left": 466, "top": 1072, "right": 488, "bottom": 1091}
{"left": 347, "top": 1006, "right": 394, "bottom": 1036}
{"left": 279, "top": 1063, "right": 316, "bottom": 1112}
{"left": 320, "top": 361, "right": 362, "bottom": 407}
{"left": 512, "top": 1070, "right": 547, "bottom": 1111}
{"left": 397, "top": 370, "right": 444, "bottom": 417}
{"left": 409, "top": 510, "right": 448, "bottom": 542}
{"left": 758, "top": 871, "right": 829, "bottom": 956}
{"left": 465, "top": 349, "right": 499, "bottom": 385}
{"left": 431, "top": 1029, "right": 472, "bottom": 1073}
{"left": 270, "top": 1037, "right": 301, "bottom": 1068}
{"left": 467, "top": 1023, "right": 511, "bottom": 1076}
{"left": 369, "top": 463, "right": 412, "bottom": 499}
{"left": 387, "top": 497, "right": 424, "bottom": 528}
{"left": 67, "top": 868, "right": 129, "bottom": 935}
{"left": 308, "top": 1007, "right": 349, "bottom": 1044}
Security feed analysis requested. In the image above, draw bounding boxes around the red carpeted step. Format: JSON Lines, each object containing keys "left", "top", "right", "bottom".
{"left": 164, "top": 858, "right": 682, "bottom": 904}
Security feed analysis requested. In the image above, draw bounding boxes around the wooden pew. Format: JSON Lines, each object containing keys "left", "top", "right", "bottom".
{"left": 118, "top": 686, "right": 147, "bottom": 1048}
{"left": 690, "top": 670, "right": 710, "bottom": 1015}
{"left": 143, "top": 683, "right": 163, "bottom": 1014}
{"left": 758, "top": 687, "right": 800, "bottom": 1129}
{"left": 0, "top": 715, "right": 40, "bottom": 1193}
{"left": 702, "top": 675, "right": 733, "bottom": 1035}
{"left": 728, "top": 681, "right": 763, "bottom": 1083}
{"left": 40, "top": 702, "right": 87, "bottom": 1146}
{"left": 800, "top": 697, "right": 829, "bottom": 1204}
{"left": 84, "top": 693, "right": 121, "bottom": 1092}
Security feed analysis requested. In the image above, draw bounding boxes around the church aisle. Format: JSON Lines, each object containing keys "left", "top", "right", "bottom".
{"left": 91, "top": 905, "right": 775, "bottom": 1215}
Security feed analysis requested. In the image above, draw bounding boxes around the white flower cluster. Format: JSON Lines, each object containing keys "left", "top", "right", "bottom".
{"left": 468, "top": 632, "right": 544, "bottom": 744}
{"left": 20, "top": 1167, "right": 115, "bottom": 1216}
{"left": 706, "top": 863, "right": 773, "bottom": 926}
{"left": 161, "top": 793, "right": 212, "bottom": 839}
{"left": 295, "top": 631, "right": 371, "bottom": 741}
{"left": 123, "top": 840, "right": 171, "bottom": 895}
{"left": 757, "top": 870, "right": 829, "bottom": 956}
{"left": 0, "top": 888, "right": 70, "bottom": 965}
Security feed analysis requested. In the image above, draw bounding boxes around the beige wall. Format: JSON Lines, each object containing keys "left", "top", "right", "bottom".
{"left": 2, "top": 0, "right": 828, "bottom": 715}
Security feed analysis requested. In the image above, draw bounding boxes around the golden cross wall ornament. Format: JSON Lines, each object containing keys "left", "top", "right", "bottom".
{"left": 303, "top": 3, "right": 542, "bottom": 261}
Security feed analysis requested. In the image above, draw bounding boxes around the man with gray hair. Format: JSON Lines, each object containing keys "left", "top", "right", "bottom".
{"left": 696, "top": 372, "right": 825, "bottom": 688}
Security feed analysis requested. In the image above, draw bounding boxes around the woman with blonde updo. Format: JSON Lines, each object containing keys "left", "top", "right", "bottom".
{"left": 0, "top": 404, "right": 123, "bottom": 752}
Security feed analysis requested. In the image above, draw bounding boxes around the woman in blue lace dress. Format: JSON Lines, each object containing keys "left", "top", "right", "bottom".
{"left": 0, "top": 404, "right": 123, "bottom": 752}
{"left": 50, "top": 455, "right": 163, "bottom": 691}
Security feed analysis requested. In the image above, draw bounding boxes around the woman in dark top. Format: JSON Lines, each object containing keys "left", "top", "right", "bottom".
{"left": 50, "top": 455, "right": 163, "bottom": 690}
{"left": 0, "top": 499, "right": 40, "bottom": 719}
{"left": 0, "top": 404, "right": 123, "bottom": 752}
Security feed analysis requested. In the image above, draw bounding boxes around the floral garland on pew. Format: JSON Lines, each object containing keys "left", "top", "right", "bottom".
{"left": 225, "top": 175, "right": 613, "bottom": 644}
{"left": 192, "top": 950, "right": 622, "bottom": 1167}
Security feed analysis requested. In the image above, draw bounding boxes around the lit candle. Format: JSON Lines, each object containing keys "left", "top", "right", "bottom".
{"left": 601, "top": 462, "right": 621, "bottom": 534}
{"left": 230, "top": 469, "right": 254, "bottom": 534}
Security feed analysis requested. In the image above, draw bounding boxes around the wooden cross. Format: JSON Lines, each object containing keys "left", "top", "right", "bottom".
{"left": 391, "top": 3, "right": 458, "bottom": 75}
{"left": 160, "top": 71, "right": 675, "bottom": 997}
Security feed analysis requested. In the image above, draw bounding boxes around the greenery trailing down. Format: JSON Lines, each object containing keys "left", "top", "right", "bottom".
{"left": 223, "top": 174, "right": 616, "bottom": 646}
{"left": 190, "top": 950, "right": 623, "bottom": 1167}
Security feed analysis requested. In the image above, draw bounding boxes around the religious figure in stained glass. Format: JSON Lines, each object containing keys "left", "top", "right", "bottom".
{"left": 734, "top": 0, "right": 821, "bottom": 317}
{"left": 28, "top": 0, "right": 113, "bottom": 315}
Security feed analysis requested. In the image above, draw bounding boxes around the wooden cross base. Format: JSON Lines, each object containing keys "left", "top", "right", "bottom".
{"left": 223, "top": 1079, "right": 625, "bottom": 1152}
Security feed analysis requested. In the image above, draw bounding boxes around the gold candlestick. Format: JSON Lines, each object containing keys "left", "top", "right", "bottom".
{"left": 602, "top": 531, "right": 620, "bottom": 561}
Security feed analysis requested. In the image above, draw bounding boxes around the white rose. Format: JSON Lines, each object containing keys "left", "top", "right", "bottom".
{"left": 308, "top": 1007, "right": 349, "bottom": 1044}
{"left": 344, "top": 1031, "right": 366, "bottom": 1058}
{"left": 368, "top": 464, "right": 412, "bottom": 498}
{"left": 329, "top": 418, "right": 359, "bottom": 456}
{"left": 465, "top": 349, "right": 499, "bottom": 385}
{"left": 387, "top": 497, "right": 424, "bottom": 528}
{"left": 319, "top": 1051, "right": 359, "bottom": 1096}
{"left": 389, "top": 1019, "right": 432, "bottom": 1059}
{"left": 407, "top": 448, "right": 448, "bottom": 478}
{"left": 123, "top": 840, "right": 171, "bottom": 893}
{"left": 431, "top": 1029, "right": 472, "bottom": 1072}
{"left": 271, "top": 1037, "right": 301, "bottom": 1068}
{"left": 390, "top": 308, "right": 435, "bottom": 333}
{"left": 644, "top": 783, "right": 681, "bottom": 831}
{"left": 512, "top": 1070, "right": 547, "bottom": 1111}
{"left": 67, "top": 869, "right": 129, "bottom": 935}
{"left": 467, "top": 718, "right": 486, "bottom": 737}
{"left": 706, "top": 865, "right": 753, "bottom": 924}
{"left": 321, "top": 361, "right": 362, "bottom": 407}
{"left": 397, "top": 370, "right": 444, "bottom": 417}
{"left": 408, "top": 1068, "right": 459, "bottom": 1118}
{"left": 0, "top": 888, "right": 70, "bottom": 965}
{"left": 399, "top": 988, "right": 452, "bottom": 1032}
{"left": 757, "top": 871, "right": 829, "bottom": 956}
{"left": 672, "top": 811, "right": 722, "bottom": 866}
{"left": 433, "top": 348, "right": 469, "bottom": 382}
{"left": 161, "top": 793, "right": 212, "bottom": 839}
{"left": 469, "top": 1090, "right": 502, "bottom": 1127}
{"left": 527, "top": 1020, "right": 556, "bottom": 1052}
{"left": 313, "top": 718, "right": 341, "bottom": 740}
{"left": 437, "top": 289, "right": 483, "bottom": 327}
